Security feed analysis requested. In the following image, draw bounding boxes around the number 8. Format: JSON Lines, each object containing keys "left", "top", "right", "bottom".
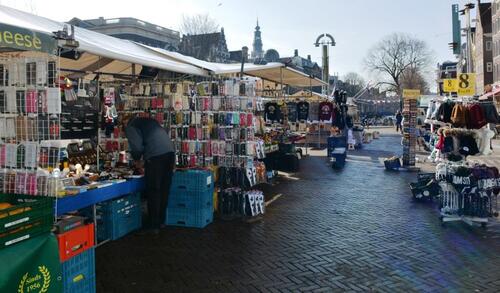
{"left": 459, "top": 74, "right": 469, "bottom": 88}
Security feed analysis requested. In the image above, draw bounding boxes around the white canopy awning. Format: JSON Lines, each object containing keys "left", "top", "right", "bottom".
{"left": 0, "top": 5, "right": 208, "bottom": 77}
{"left": 292, "top": 90, "right": 329, "bottom": 101}
{"left": 139, "top": 44, "right": 326, "bottom": 87}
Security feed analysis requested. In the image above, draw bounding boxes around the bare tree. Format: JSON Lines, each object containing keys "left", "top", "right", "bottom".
{"left": 341, "top": 72, "right": 366, "bottom": 97}
{"left": 364, "top": 33, "right": 432, "bottom": 95}
{"left": 400, "top": 67, "right": 430, "bottom": 94}
{"left": 180, "top": 14, "right": 220, "bottom": 35}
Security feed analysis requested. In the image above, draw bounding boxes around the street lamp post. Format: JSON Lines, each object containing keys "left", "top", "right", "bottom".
{"left": 314, "top": 34, "right": 336, "bottom": 95}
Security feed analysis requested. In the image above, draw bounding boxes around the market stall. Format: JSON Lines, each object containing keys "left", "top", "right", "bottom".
{"left": 0, "top": 5, "right": 332, "bottom": 292}
{"left": 410, "top": 95, "right": 499, "bottom": 227}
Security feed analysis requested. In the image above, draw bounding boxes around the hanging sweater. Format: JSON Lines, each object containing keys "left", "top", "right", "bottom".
{"left": 467, "top": 104, "right": 487, "bottom": 129}
{"left": 437, "top": 102, "right": 455, "bottom": 123}
{"left": 451, "top": 104, "right": 467, "bottom": 127}
{"left": 296, "top": 101, "right": 309, "bottom": 121}
{"left": 480, "top": 103, "right": 500, "bottom": 124}
{"left": 308, "top": 102, "right": 320, "bottom": 121}
{"left": 318, "top": 101, "right": 334, "bottom": 121}
{"left": 265, "top": 102, "right": 281, "bottom": 122}
{"left": 286, "top": 102, "right": 298, "bottom": 122}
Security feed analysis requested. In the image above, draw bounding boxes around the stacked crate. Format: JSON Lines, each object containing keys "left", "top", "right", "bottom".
{"left": 166, "top": 170, "right": 214, "bottom": 228}
{"left": 61, "top": 247, "right": 96, "bottom": 293}
{"left": 56, "top": 218, "right": 96, "bottom": 293}
{"left": 402, "top": 98, "right": 417, "bottom": 166}
{"left": 95, "top": 193, "right": 142, "bottom": 241}
{"left": 0, "top": 194, "right": 53, "bottom": 249}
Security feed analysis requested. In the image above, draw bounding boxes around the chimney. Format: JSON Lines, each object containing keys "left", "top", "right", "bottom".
{"left": 307, "top": 55, "right": 311, "bottom": 61}
{"left": 294, "top": 49, "right": 298, "bottom": 57}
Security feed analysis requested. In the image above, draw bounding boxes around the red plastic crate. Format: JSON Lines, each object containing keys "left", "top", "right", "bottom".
{"left": 57, "top": 223, "right": 95, "bottom": 262}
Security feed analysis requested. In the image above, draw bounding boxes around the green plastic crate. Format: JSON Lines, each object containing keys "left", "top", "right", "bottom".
{"left": 0, "top": 194, "right": 54, "bottom": 248}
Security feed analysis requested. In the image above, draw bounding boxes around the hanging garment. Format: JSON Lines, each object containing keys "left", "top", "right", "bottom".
{"left": 286, "top": 102, "right": 298, "bottom": 122}
{"left": 296, "top": 101, "right": 309, "bottom": 121}
{"left": 426, "top": 100, "right": 436, "bottom": 119}
{"left": 318, "top": 101, "right": 334, "bottom": 121}
{"left": 442, "top": 136, "right": 454, "bottom": 153}
{"left": 265, "top": 102, "right": 281, "bottom": 122}
{"left": 308, "top": 102, "right": 320, "bottom": 121}
{"left": 346, "top": 115, "right": 354, "bottom": 128}
{"left": 437, "top": 101, "right": 454, "bottom": 123}
{"left": 451, "top": 104, "right": 467, "bottom": 127}
{"left": 332, "top": 108, "right": 344, "bottom": 129}
{"left": 458, "top": 133, "right": 479, "bottom": 156}
{"left": 467, "top": 104, "right": 487, "bottom": 129}
{"left": 479, "top": 102, "right": 500, "bottom": 124}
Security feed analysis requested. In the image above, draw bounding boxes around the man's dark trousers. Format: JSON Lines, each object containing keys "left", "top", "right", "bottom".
{"left": 144, "top": 152, "right": 175, "bottom": 229}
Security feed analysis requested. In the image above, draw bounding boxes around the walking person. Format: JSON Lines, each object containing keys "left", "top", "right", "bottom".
{"left": 125, "top": 117, "right": 175, "bottom": 235}
{"left": 395, "top": 111, "right": 403, "bottom": 133}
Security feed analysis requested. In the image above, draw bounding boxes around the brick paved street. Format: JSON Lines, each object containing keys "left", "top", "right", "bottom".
{"left": 96, "top": 135, "right": 500, "bottom": 293}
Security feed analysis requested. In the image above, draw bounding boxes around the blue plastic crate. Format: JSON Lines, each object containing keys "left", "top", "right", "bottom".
{"left": 330, "top": 150, "right": 346, "bottom": 169}
{"left": 62, "top": 247, "right": 96, "bottom": 293}
{"left": 171, "top": 170, "right": 214, "bottom": 193}
{"left": 168, "top": 189, "right": 214, "bottom": 210}
{"left": 97, "top": 200, "right": 142, "bottom": 241}
{"left": 327, "top": 136, "right": 347, "bottom": 156}
{"left": 101, "top": 193, "right": 141, "bottom": 213}
{"left": 166, "top": 207, "right": 213, "bottom": 228}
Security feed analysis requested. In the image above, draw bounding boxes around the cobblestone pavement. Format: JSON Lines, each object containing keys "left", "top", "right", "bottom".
{"left": 96, "top": 135, "right": 500, "bottom": 293}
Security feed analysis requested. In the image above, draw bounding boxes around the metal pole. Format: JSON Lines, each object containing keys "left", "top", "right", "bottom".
{"left": 322, "top": 44, "right": 329, "bottom": 95}
{"left": 96, "top": 57, "right": 101, "bottom": 171}
{"left": 466, "top": 6, "right": 472, "bottom": 73}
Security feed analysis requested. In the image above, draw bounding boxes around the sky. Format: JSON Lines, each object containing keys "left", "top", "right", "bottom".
{"left": 0, "top": 0, "right": 474, "bottom": 81}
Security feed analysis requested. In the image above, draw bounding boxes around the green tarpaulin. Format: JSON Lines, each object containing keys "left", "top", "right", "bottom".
{"left": 0, "top": 233, "right": 62, "bottom": 293}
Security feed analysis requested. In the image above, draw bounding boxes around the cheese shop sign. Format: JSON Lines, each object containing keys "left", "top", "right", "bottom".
{"left": 0, "top": 23, "right": 57, "bottom": 54}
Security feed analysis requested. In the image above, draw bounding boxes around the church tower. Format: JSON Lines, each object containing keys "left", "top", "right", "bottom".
{"left": 251, "top": 19, "right": 264, "bottom": 60}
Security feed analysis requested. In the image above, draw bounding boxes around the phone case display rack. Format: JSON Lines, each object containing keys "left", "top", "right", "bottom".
{"left": 98, "top": 78, "right": 268, "bottom": 189}
{"left": 402, "top": 98, "right": 417, "bottom": 166}
{"left": 0, "top": 53, "right": 64, "bottom": 197}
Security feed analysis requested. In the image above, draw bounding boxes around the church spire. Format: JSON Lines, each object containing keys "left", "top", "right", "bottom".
{"left": 251, "top": 18, "right": 263, "bottom": 60}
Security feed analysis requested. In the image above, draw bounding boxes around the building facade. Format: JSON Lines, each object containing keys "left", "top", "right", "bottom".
{"left": 178, "top": 28, "right": 230, "bottom": 63}
{"left": 493, "top": 0, "right": 500, "bottom": 83}
{"left": 280, "top": 49, "right": 322, "bottom": 79}
{"left": 68, "top": 17, "right": 180, "bottom": 50}
{"left": 475, "top": 2, "right": 493, "bottom": 94}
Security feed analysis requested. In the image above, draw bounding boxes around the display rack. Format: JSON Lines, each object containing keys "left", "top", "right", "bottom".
{"left": 402, "top": 97, "right": 417, "bottom": 166}
{"left": 0, "top": 52, "right": 62, "bottom": 197}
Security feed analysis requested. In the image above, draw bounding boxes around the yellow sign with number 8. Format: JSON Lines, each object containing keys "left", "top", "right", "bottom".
{"left": 457, "top": 73, "right": 475, "bottom": 96}
{"left": 443, "top": 79, "right": 458, "bottom": 92}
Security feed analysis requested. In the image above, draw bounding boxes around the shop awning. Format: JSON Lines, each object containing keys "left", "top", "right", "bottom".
{"left": 0, "top": 5, "right": 208, "bottom": 77}
{"left": 292, "top": 90, "right": 328, "bottom": 100}
{"left": 139, "top": 44, "right": 326, "bottom": 87}
{"left": 478, "top": 84, "right": 500, "bottom": 100}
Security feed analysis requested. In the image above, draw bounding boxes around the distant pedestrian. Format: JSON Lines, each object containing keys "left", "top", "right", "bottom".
{"left": 395, "top": 111, "right": 403, "bottom": 133}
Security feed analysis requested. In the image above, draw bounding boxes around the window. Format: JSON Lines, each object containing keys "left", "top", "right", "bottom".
{"left": 48, "top": 61, "right": 57, "bottom": 87}
{"left": 26, "top": 62, "right": 36, "bottom": 86}
{"left": 487, "top": 41, "right": 493, "bottom": 51}
{"left": 487, "top": 62, "right": 493, "bottom": 73}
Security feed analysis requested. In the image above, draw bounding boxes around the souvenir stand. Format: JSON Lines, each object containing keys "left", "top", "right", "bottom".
{"left": 411, "top": 94, "right": 499, "bottom": 227}
{"left": 0, "top": 22, "right": 66, "bottom": 293}
{"left": 0, "top": 6, "right": 211, "bottom": 292}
